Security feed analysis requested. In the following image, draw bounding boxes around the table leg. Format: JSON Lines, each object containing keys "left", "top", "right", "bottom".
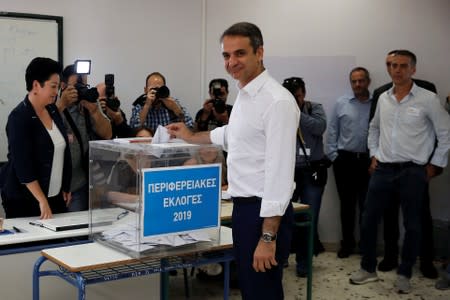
{"left": 75, "top": 273, "right": 86, "bottom": 300}
{"left": 32, "top": 256, "right": 48, "bottom": 300}
{"left": 160, "top": 258, "right": 169, "bottom": 300}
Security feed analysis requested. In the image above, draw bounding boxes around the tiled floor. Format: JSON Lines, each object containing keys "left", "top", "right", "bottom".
{"left": 168, "top": 252, "right": 449, "bottom": 299}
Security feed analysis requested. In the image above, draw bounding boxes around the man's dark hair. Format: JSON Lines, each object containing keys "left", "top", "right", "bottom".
{"left": 349, "top": 67, "right": 371, "bottom": 82}
{"left": 145, "top": 72, "right": 166, "bottom": 87}
{"left": 25, "top": 57, "right": 62, "bottom": 91}
{"left": 393, "top": 49, "right": 417, "bottom": 66}
{"left": 282, "top": 77, "right": 306, "bottom": 95}
{"left": 209, "top": 78, "right": 229, "bottom": 93}
{"left": 61, "top": 64, "right": 76, "bottom": 84}
{"left": 220, "top": 22, "right": 263, "bottom": 53}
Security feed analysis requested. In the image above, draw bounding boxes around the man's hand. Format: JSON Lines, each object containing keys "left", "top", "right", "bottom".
{"left": 368, "top": 156, "right": 377, "bottom": 175}
{"left": 166, "top": 122, "right": 193, "bottom": 140}
{"left": 425, "top": 164, "right": 443, "bottom": 181}
{"left": 99, "top": 98, "right": 124, "bottom": 125}
{"left": 202, "top": 99, "right": 214, "bottom": 113}
{"left": 57, "top": 86, "right": 78, "bottom": 111}
{"left": 253, "top": 240, "right": 277, "bottom": 272}
{"left": 145, "top": 89, "right": 157, "bottom": 107}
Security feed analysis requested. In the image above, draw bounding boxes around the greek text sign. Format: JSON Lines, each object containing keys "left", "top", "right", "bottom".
{"left": 141, "top": 164, "right": 221, "bottom": 238}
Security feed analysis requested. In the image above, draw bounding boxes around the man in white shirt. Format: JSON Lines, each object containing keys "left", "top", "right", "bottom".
{"left": 167, "top": 22, "right": 299, "bottom": 299}
{"left": 350, "top": 50, "right": 450, "bottom": 294}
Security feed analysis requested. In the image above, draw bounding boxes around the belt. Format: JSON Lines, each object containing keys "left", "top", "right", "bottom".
{"left": 337, "top": 150, "right": 369, "bottom": 159}
{"left": 232, "top": 196, "right": 261, "bottom": 203}
{"left": 377, "top": 161, "right": 424, "bottom": 169}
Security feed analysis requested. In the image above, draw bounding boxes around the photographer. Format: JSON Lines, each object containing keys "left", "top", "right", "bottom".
{"left": 282, "top": 77, "right": 328, "bottom": 277}
{"left": 129, "top": 72, "right": 194, "bottom": 132}
{"left": 195, "top": 78, "right": 232, "bottom": 131}
{"left": 97, "top": 82, "right": 134, "bottom": 138}
{"left": 55, "top": 64, "right": 112, "bottom": 212}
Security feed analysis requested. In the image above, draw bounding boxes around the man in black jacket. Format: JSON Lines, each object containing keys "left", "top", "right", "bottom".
{"left": 369, "top": 50, "right": 438, "bottom": 279}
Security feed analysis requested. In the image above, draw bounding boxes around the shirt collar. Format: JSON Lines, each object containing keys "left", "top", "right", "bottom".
{"left": 388, "top": 82, "right": 417, "bottom": 96}
{"left": 349, "top": 93, "right": 372, "bottom": 103}
{"left": 239, "top": 70, "right": 269, "bottom": 97}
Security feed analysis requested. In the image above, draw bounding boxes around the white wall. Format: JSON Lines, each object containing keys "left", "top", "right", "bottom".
{"left": 203, "top": 0, "right": 450, "bottom": 243}
{"left": 1, "top": 0, "right": 449, "bottom": 246}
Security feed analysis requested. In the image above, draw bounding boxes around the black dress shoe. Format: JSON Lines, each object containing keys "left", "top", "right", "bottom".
{"left": 420, "top": 261, "right": 438, "bottom": 279}
{"left": 378, "top": 258, "right": 398, "bottom": 272}
{"left": 337, "top": 247, "right": 353, "bottom": 258}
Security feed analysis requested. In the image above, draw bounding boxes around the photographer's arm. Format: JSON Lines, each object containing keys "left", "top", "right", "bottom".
{"left": 91, "top": 109, "right": 113, "bottom": 139}
{"left": 138, "top": 103, "right": 152, "bottom": 126}
{"left": 81, "top": 100, "right": 112, "bottom": 139}
{"left": 162, "top": 97, "right": 184, "bottom": 118}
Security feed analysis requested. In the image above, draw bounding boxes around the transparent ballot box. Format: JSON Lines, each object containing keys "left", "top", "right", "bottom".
{"left": 89, "top": 139, "right": 223, "bottom": 258}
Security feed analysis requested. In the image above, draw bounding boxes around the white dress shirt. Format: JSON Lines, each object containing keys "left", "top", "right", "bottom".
{"left": 210, "top": 70, "right": 300, "bottom": 217}
{"left": 368, "top": 84, "right": 450, "bottom": 167}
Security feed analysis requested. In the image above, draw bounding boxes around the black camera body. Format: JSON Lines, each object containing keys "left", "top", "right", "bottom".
{"left": 209, "top": 83, "right": 226, "bottom": 113}
{"left": 74, "top": 81, "right": 99, "bottom": 103}
{"left": 73, "top": 59, "right": 98, "bottom": 103}
{"left": 150, "top": 85, "right": 170, "bottom": 106}
{"left": 105, "top": 74, "right": 120, "bottom": 111}
{"left": 209, "top": 98, "right": 226, "bottom": 114}
{"left": 154, "top": 85, "right": 170, "bottom": 100}
{"left": 134, "top": 85, "right": 170, "bottom": 107}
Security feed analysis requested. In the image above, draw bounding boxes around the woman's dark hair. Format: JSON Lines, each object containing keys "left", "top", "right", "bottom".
{"left": 133, "top": 126, "right": 154, "bottom": 137}
{"left": 25, "top": 57, "right": 62, "bottom": 91}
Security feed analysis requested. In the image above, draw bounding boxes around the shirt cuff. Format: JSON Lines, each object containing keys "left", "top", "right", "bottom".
{"left": 210, "top": 126, "right": 226, "bottom": 149}
{"left": 260, "top": 200, "right": 287, "bottom": 217}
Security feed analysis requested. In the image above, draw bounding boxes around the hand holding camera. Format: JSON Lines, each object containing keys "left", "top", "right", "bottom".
{"left": 146, "top": 85, "right": 170, "bottom": 107}
{"left": 60, "top": 85, "right": 78, "bottom": 108}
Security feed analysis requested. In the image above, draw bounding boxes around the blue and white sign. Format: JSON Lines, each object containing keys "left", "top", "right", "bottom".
{"left": 141, "top": 164, "right": 221, "bottom": 238}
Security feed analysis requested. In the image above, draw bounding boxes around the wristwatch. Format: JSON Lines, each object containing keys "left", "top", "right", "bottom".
{"left": 260, "top": 232, "right": 277, "bottom": 243}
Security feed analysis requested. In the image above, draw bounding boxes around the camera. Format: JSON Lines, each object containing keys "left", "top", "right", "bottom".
{"left": 149, "top": 85, "right": 170, "bottom": 106}
{"left": 105, "top": 74, "right": 120, "bottom": 111}
{"left": 209, "top": 82, "right": 226, "bottom": 113}
{"left": 74, "top": 82, "right": 99, "bottom": 103}
{"left": 74, "top": 59, "right": 98, "bottom": 103}
{"left": 133, "top": 85, "right": 170, "bottom": 107}
{"left": 153, "top": 85, "right": 170, "bottom": 100}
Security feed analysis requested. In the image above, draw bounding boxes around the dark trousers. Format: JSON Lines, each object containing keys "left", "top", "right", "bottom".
{"left": 333, "top": 150, "right": 370, "bottom": 249}
{"left": 361, "top": 163, "right": 426, "bottom": 278}
{"left": 291, "top": 166, "right": 326, "bottom": 262}
{"left": 382, "top": 184, "right": 435, "bottom": 262}
{"left": 232, "top": 197, "right": 293, "bottom": 300}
